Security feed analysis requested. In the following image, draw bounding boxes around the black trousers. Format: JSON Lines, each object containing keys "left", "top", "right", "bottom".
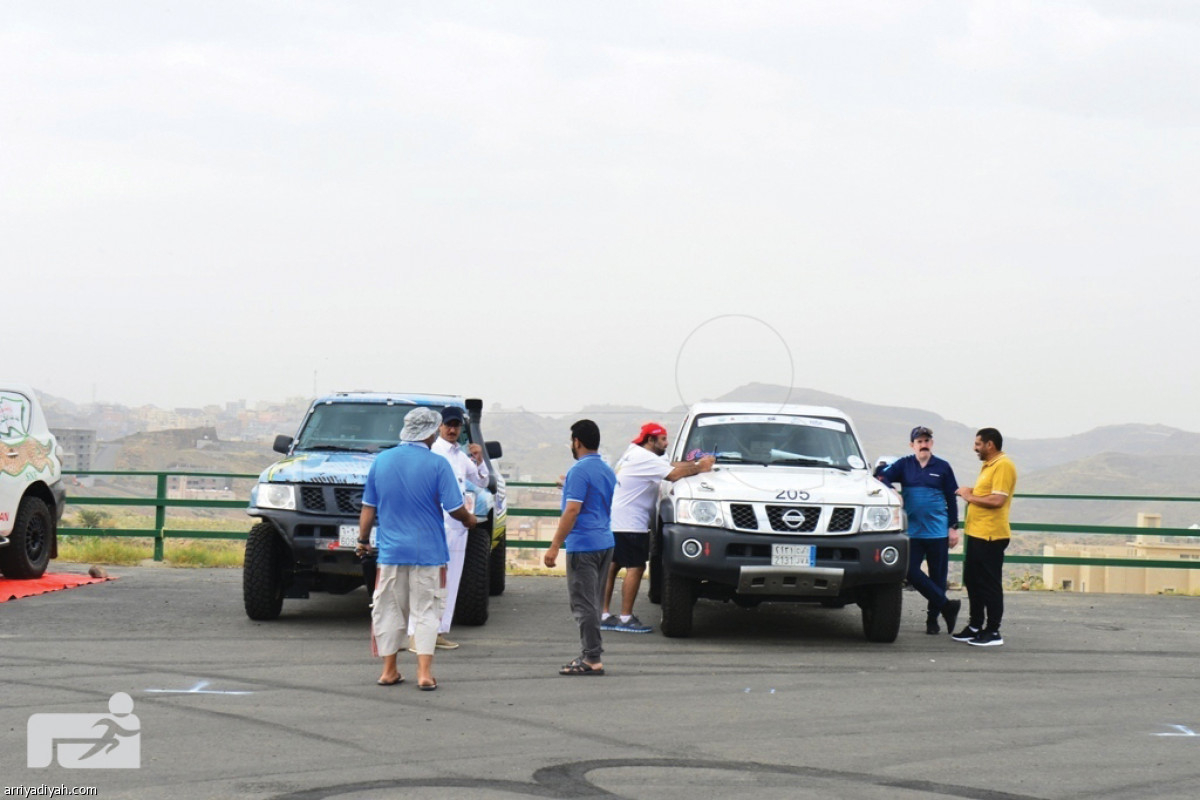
{"left": 963, "top": 536, "right": 1009, "bottom": 631}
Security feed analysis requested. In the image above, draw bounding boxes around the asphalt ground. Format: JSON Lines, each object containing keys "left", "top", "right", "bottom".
{"left": 2, "top": 567, "right": 1199, "bottom": 800}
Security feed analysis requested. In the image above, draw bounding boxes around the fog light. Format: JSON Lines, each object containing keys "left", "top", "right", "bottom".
{"left": 881, "top": 546, "right": 899, "bottom": 566}
{"left": 681, "top": 538, "right": 703, "bottom": 559}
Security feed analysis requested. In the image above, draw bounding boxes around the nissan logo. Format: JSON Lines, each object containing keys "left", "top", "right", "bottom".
{"left": 781, "top": 509, "right": 807, "bottom": 529}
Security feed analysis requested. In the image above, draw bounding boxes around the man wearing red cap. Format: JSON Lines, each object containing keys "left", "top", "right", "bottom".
{"left": 602, "top": 423, "right": 715, "bottom": 633}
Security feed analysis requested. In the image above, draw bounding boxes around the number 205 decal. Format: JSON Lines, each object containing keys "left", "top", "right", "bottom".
{"left": 776, "top": 490, "right": 810, "bottom": 501}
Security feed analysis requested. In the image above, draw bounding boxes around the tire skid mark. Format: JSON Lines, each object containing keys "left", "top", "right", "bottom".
{"left": 268, "top": 757, "right": 1046, "bottom": 800}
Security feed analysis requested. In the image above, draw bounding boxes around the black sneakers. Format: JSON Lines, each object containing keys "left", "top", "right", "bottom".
{"left": 941, "top": 599, "right": 961, "bottom": 634}
{"left": 926, "top": 616, "right": 940, "bottom": 635}
{"left": 968, "top": 629, "right": 1004, "bottom": 647}
{"left": 950, "top": 625, "right": 979, "bottom": 642}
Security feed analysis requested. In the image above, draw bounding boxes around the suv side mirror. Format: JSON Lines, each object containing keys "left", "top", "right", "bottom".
{"left": 486, "top": 441, "right": 502, "bottom": 460}
{"left": 273, "top": 435, "right": 294, "bottom": 454}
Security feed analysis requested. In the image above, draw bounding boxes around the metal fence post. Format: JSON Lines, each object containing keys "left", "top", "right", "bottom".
{"left": 154, "top": 473, "right": 167, "bottom": 562}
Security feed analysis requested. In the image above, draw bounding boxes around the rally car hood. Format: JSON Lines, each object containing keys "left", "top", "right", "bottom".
{"left": 258, "top": 451, "right": 376, "bottom": 485}
{"left": 668, "top": 465, "right": 898, "bottom": 505}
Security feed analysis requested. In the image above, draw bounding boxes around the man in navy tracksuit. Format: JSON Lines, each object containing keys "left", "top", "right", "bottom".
{"left": 875, "top": 426, "right": 961, "bottom": 635}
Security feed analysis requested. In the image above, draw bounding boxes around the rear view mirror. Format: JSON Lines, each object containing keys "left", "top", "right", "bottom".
{"left": 486, "top": 441, "right": 502, "bottom": 460}
{"left": 273, "top": 435, "right": 294, "bottom": 454}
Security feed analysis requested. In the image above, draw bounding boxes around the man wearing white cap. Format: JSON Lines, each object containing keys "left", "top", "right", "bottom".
{"left": 356, "top": 406, "right": 476, "bottom": 690}
{"left": 601, "top": 422, "right": 715, "bottom": 634}
{"left": 409, "top": 405, "right": 490, "bottom": 650}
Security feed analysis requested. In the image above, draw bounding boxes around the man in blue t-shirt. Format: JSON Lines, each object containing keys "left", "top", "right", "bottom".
{"left": 875, "top": 426, "right": 961, "bottom": 635}
{"left": 544, "top": 419, "right": 616, "bottom": 676}
{"left": 356, "top": 406, "right": 476, "bottom": 690}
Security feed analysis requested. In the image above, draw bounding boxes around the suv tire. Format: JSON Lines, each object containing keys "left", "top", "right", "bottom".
{"left": 659, "top": 569, "right": 696, "bottom": 638}
{"left": 0, "top": 496, "right": 53, "bottom": 579}
{"left": 860, "top": 582, "right": 903, "bottom": 643}
{"left": 647, "top": 527, "right": 663, "bottom": 605}
{"left": 244, "top": 522, "right": 287, "bottom": 621}
{"left": 453, "top": 527, "right": 490, "bottom": 626}
{"left": 488, "top": 533, "right": 506, "bottom": 596}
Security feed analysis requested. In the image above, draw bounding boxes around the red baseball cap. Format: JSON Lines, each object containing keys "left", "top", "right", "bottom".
{"left": 632, "top": 422, "right": 668, "bottom": 445}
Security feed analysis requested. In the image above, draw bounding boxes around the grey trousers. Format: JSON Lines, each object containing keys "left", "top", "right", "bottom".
{"left": 566, "top": 547, "right": 614, "bottom": 662}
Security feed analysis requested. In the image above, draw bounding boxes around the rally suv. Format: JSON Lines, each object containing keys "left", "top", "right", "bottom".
{"left": 244, "top": 393, "right": 506, "bottom": 621}
{"left": 0, "top": 383, "right": 65, "bottom": 579}
{"left": 649, "top": 402, "right": 908, "bottom": 642}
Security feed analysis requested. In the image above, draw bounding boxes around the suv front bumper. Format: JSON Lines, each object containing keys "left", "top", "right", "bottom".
{"left": 662, "top": 523, "right": 908, "bottom": 597}
{"left": 249, "top": 507, "right": 363, "bottom": 576}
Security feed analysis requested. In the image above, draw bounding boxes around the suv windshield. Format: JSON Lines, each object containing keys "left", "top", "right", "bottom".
{"left": 294, "top": 403, "right": 467, "bottom": 452}
{"left": 681, "top": 413, "right": 865, "bottom": 470}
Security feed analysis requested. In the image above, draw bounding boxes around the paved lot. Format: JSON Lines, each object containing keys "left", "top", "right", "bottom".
{"left": 2, "top": 567, "right": 1200, "bottom": 800}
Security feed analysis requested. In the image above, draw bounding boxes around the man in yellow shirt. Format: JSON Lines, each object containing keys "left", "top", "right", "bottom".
{"left": 951, "top": 428, "right": 1017, "bottom": 647}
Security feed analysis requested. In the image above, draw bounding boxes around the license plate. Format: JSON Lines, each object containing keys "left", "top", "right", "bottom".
{"left": 771, "top": 543, "right": 814, "bottom": 567}
{"left": 339, "top": 525, "right": 375, "bottom": 549}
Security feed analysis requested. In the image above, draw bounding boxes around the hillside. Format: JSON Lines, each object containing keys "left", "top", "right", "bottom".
{"left": 44, "top": 385, "right": 1200, "bottom": 533}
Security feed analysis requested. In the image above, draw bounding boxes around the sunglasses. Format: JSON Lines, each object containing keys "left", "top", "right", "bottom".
{"left": 443, "top": 420, "right": 463, "bottom": 428}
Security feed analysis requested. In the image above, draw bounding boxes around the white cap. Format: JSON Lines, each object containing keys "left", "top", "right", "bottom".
{"left": 400, "top": 407, "right": 442, "bottom": 441}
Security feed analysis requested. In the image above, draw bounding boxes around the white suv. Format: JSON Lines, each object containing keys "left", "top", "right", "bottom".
{"left": 650, "top": 402, "right": 908, "bottom": 641}
{"left": 0, "top": 383, "right": 65, "bottom": 578}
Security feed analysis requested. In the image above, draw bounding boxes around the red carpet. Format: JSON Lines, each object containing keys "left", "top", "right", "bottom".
{"left": 0, "top": 572, "right": 115, "bottom": 602}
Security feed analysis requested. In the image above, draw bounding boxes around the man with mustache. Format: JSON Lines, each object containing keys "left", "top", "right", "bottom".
{"left": 875, "top": 426, "right": 961, "bottom": 635}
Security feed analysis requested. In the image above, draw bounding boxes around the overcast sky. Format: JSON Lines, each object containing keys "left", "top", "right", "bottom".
{"left": 5, "top": 1, "right": 1197, "bottom": 438}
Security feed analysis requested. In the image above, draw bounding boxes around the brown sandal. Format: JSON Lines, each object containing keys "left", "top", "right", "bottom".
{"left": 559, "top": 660, "right": 604, "bottom": 676}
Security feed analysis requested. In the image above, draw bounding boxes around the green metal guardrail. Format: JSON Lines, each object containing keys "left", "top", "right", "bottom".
{"left": 59, "top": 471, "right": 1200, "bottom": 570}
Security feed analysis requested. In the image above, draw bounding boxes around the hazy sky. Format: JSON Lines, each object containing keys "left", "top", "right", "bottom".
{"left": 5, "top": 1, "right": 1197, "bottom": 438}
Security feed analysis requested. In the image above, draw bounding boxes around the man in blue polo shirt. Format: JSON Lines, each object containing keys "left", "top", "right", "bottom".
{"left": 356, "top": 406, "right": 476, "bottom": 691}
{"left": 544, "top": 419, "right": 616, "bottom": 676}
{"left": 875, "top": 426, "right": 961, "bottom": 635}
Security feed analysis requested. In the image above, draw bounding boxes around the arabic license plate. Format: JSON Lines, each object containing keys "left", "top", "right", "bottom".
{"left": 339, "top": 525, "right": 375, "bottom": 549}
{"left": 771, "top": 544, "right": 814, "bottom": 567}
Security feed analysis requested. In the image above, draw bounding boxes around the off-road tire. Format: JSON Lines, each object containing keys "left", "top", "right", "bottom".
{"left": 860, "top": 582, "right": 903, "bottom": 643}
{"left": 647, "top": 527, "right": 663, "bottom": 604}
{"left": 659, "top": 569, "right": 696, "bottom": 638}
{"left": 453, "top": 527, "right": 490, "bottom": 626}
{"left": 243, "top": 522, "right": 287, "bottom": 620}
{"left": 488, "top": 533, "right": 506, "bottom": 596}
{"left": 0, "top": 496, "right": 53, "bottom": 579}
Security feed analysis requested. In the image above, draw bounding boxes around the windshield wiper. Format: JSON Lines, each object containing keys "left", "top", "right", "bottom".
{"left": 715, "top": 453, "right": 768, "bottom": 465}
{"left": 302, "top": 444, "right": 370, "bottom": 452}
{"left": 772, "top": 458, "right": 852, "bottom": 471}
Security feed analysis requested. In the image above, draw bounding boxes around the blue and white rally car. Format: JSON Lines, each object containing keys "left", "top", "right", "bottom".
{"left": 244, "top": 392, "right": 506, "bottom": 622}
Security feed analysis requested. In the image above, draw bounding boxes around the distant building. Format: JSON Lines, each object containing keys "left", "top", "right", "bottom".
{"left": 1043, "top": 514, "right": 1200, "bottom": 595}
{"left": 167, "top": 474, "right": 235, "bottom": 500}
{"left": 51, "top": 428, "right": 97, "bottom": 472}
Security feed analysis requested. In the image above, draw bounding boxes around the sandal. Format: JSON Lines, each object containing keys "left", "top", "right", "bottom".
{"left": 559, "top": 659, "right": 604, "bottom": 676}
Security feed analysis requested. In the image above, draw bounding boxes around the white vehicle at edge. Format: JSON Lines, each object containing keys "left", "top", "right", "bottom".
{"left": 649, "top": 402, "right": 909, "bottom": 642}
{"left": 0, "top": 383, "right": 65, "bottom": 578}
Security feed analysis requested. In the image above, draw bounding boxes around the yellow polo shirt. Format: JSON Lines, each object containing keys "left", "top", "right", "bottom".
{"left": 965, "top": 453, "right": 1017, "bottom": 542}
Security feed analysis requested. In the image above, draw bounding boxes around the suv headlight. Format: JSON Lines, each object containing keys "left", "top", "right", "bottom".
{"left": 861, "top": 505, "right": 902, "bottom": 532}
{"left": 253, "top": 483, "right": 296, "bottom": 511}
{"left": 677, "top": 499, "right": 724, "bottom": 528}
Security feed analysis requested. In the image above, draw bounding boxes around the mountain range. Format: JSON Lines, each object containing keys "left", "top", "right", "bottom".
{"left": 477, "top": 383, "right": 1200, "bottom": 529}
{"left": 38, "top": 383, "right": 1200, "bottom": 529}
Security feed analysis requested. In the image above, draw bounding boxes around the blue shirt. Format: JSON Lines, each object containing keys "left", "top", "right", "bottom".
{"left": 362, "top": 442, "right": 463, "bottom": 566}
{"left": 877, "top": 454, "right": 959, "bottom": 539}
{"left": 561, "top": 453, "right": 617, "bottom": 553}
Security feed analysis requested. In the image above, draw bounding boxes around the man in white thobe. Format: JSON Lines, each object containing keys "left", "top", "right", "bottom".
{"left": 408, "top": 405, "right": 489, "bottom": 650}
